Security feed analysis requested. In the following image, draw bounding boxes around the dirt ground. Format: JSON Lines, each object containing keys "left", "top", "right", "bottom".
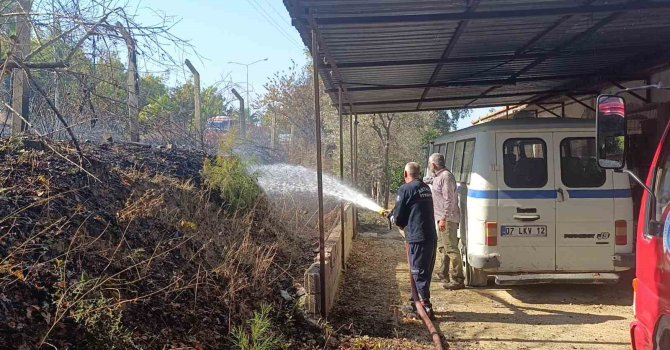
{"left": 330, "top": 227, "right": 633, "bottom": 350}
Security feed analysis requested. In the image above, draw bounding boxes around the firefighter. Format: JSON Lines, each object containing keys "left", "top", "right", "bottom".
{"left": 428, "top": 153, "right": 464, "bottom": 290}
{"left": 390, "top": 162, "right": 437, "bottom": 318}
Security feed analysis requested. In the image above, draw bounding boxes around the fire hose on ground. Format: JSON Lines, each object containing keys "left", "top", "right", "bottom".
{"left": 380, "top": 209, "right": 444, "bottom": 350}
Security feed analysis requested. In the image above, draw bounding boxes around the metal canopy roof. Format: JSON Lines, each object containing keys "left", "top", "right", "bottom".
{"left": 283, "top": 0, "right": 670, "bottom": 115}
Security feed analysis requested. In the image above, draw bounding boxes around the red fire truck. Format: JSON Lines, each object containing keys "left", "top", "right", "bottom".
{"left": 204, "top": 116, "right": 234, "bottom": 146}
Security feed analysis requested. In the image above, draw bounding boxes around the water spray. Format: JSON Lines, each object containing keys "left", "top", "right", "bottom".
{"left": 253, "top": 164, "right": 442, "bottom": 349}
{"left": 251, "top": 164, "right": 384, "bottom": 212}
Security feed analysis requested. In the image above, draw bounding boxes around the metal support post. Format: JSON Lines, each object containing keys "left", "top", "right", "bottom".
{"left": 338, "top": 86, "right": 345, "bottom": 270}
{"left": 313, "top": 30, "right": 327, "bottom": 318}
{"left": 271, "top": 113, "right": 277, "bottom": 149}
{"left": 353, "top": 114, "right": 359, "bottom": 186}
{"left": 231, "top": 88, "right": 246, "bottom": 139}
{"left": 353, "top": 114, "right": 359, "bottom": 238}
{"left": 349, "top": 115, "right": 354, "bottom": 182}
{"left": 11, "top": 0, "right": 32, "bottom": 134}
{"left": 561, "top": 102, "right": 566, "bottom": 118}
{"left": 185, "top": 59, "right": 202, "bottom": 147}
{"left": 117, "top": 22, "right": 140, "bottom": 142}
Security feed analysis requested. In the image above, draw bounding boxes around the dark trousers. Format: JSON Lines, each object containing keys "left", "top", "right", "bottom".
{"left": 408, "top": 239, "right": 437, "bottom": 302}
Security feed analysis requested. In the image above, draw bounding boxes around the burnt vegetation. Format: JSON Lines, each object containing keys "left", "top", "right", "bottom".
{"left": 0, "top": 137, "right": 318, "bottom": 349}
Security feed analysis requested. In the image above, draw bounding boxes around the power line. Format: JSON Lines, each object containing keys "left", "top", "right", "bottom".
{"left": 262, "top": 0, "right": 292, "bottom": 27}
{"left": 248, "top": 0, "right": 302, "bottom": 49}
{"left": 245, "top": 0, "right": 303, "bottom": 50}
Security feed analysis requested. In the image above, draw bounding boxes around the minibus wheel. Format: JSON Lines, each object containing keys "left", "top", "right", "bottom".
{"left": 461, "top": 246, "right": 488, "bottom": 287}
{"left": 655, "top": 317, "right": 670, "bottom": 350}
{"left": 657, "top": 331, "right": 669, "bottom": 350}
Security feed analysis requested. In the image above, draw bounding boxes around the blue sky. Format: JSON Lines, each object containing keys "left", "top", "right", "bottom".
{"left": 133, "top": 0, "right": 490, "bottom": 129}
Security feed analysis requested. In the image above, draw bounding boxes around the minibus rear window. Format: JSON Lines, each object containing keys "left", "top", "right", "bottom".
{"left": 560, "top": 138, "right": 605, "bottom": 188}
{"left": 503, "top": 138, "right": 548, "bottom": 188}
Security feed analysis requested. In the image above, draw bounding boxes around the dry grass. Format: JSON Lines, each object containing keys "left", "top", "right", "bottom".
{"left": 0, "top": 138, "right": 315, "bottom": 349}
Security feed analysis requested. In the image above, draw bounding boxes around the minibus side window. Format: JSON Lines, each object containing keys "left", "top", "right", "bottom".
{"left": 445, "top": 142, "right": 454, "bottom": 170}
{"left": 452, "top": 139, "right": 476, "bottom": 183}
{"left": 560, "top": 138, "right": 606, "bottom": 188}
{"left": 434, "top": 143, "right": 445, "bottom": 156}
{"left": 453, "top": 141, "right": 466, "bottom": 181}
{"left": 462, "top": 140, "right": 476, "bottom": 183}
{"left": 503, "top": 138, "right": 548, "bottom": 188}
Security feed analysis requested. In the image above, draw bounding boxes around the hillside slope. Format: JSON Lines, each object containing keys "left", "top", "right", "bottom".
{"left": 0, "top": 138, "right": 317, "bottom": 349}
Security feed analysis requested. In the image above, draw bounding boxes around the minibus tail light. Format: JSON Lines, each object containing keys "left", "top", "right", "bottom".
{"left": 615, "top": 220, "right": 627, "bottom": 245}
{"left": 486, "top": 222, "right": 497, "bottom": 246}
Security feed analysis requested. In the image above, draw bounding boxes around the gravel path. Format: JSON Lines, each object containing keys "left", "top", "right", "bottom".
{"left": 331, "top": 228, "right": 633, "bottom": 350}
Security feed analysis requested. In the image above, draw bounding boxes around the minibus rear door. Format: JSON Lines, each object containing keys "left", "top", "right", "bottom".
{"left": 495, "top": 133, "right": 557, "bottom": 272}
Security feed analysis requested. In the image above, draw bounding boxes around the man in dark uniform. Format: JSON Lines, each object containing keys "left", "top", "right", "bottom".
{"left": 390, "top": 162, "right": 438, "bottom": 318}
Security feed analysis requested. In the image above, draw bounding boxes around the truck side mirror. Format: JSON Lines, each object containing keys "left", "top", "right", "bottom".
{"left": 596, "top": 95, "right": 627, "bottom": 170}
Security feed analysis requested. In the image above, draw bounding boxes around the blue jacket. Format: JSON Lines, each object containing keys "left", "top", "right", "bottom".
{"left": 393, "top": 179, "right": 437, "bottom": 243}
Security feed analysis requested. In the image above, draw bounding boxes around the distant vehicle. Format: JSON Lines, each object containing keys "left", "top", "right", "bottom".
{"left": 204, "top": 116, "right": 234, "bottom": 146}
{"left": 596, "top": 92, "right": 670, "bottom": 350}
{"left": 428, "top": 118, "right": 635, "bottom": 287}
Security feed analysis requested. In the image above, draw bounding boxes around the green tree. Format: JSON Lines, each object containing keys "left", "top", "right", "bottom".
{"left": 434, "top": 109, "right": 471, "bottom": 134}
{"left": 139, "top": 75, "right": 169, "bottom": 108}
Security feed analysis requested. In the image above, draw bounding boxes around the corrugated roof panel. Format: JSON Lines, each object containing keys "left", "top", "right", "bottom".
{"left": 340, "top": 64, "right": 438, "bottom": 86}
{"left": 285, "top": 0, "right": 670, "bottom": 114}
{"left": 355, "top": 102, "right": 424, "bottom": 114}
{"left": 348, "top": 89, "right": 425, "bottom": 103}
{"left": 425, "top": 85, "right": 492, "bottom": 100}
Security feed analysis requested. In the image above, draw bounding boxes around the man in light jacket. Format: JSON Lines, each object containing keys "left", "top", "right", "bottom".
{"left": 428, "top": 153, "right": 464, "bottom": 290}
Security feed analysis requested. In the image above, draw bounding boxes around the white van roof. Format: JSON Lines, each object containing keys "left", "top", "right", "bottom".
{"left": 433, "top": 118, "right": 595, "bottom": 144}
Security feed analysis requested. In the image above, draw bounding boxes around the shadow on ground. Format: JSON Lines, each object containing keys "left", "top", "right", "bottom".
{"left": 330, "top": 223, "right": 633, "bottom": 349}
{"left": 503, "top": 269, "right": 634, "bottom": 307}
{"left": 329, "top": 235, "right": 434, "bottom": 345}
{"left": 434, "top": 289, "right": 626, "bottom": 326}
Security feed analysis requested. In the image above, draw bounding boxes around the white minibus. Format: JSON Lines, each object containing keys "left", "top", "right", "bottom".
{"left": 428, "top": 118, "right": 635, "bottom": 286}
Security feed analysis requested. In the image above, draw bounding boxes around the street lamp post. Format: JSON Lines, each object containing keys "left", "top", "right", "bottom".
{"left": 228, "top": 58, "right": 268, "bottom": 118}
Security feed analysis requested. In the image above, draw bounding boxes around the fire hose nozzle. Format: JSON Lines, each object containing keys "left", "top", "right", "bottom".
{"left": 379, "top": 209, "right": 393, "bottom": 230}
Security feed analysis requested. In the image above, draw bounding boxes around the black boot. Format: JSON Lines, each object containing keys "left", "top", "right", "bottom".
{"left": 442, "top": 280, "right": 465, "bottom": 290}
{"left": 421, "top": 300, "right": 435, "bottom": 320}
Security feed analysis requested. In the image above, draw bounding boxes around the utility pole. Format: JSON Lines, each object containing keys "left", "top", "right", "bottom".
{"left": 228, "top": 58, "right": 267, "bottom": 131}
{"left": 11, "top": 0, "right": 32, "bottom": 134}
{"left": 185, "top": 59, "right": 202, "bottom": 147}
{"left": 271, "top": 112, "right": 277, "bottom": 149}
{"left": 289, "top": 124, "right": 294, "bottom": 158}
{"left": 231, "top": 88, "right": 245, "bottom": 139}
{"left": 116, "top": 22, "right": 140, "bottom": 142}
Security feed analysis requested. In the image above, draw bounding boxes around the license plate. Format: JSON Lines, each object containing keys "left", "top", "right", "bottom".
{"left": 501, "top": 225, "right": 547, "bottom": 237}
